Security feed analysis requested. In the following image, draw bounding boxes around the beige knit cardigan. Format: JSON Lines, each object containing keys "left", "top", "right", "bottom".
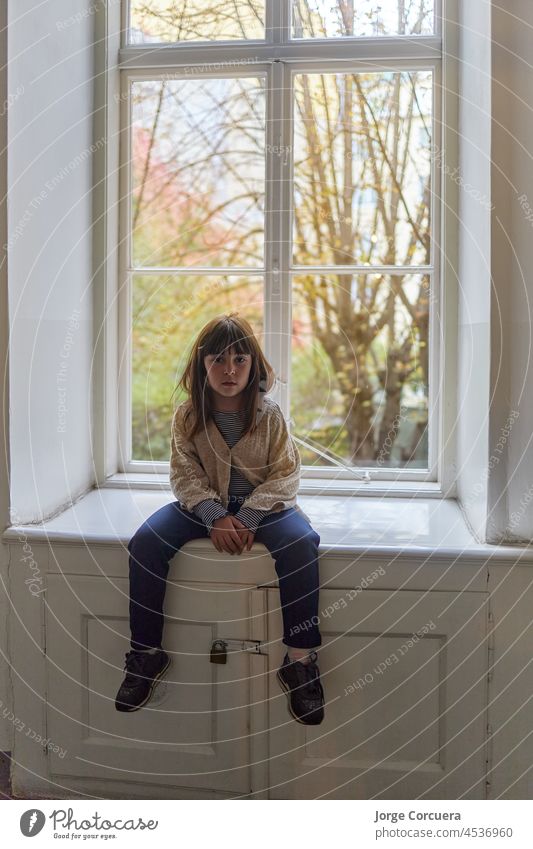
{"left": 169, "top": 393, "right": 311, "bottom": 523}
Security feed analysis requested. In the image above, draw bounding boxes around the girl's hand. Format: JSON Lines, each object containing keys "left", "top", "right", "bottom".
{"left": 210, "top": 516, "right": 245, "bottom": 555}
{"left": 229, "top": 516, "right": 255, "bottom": 552}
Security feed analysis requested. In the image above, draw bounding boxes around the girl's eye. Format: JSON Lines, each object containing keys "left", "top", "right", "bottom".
{"left": 212, "top": 355, "right": 247, "bottom": 363}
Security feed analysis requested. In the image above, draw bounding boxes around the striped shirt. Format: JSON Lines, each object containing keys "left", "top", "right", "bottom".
{"left": 193, "top": 409, "right": 270, "bottom": 533}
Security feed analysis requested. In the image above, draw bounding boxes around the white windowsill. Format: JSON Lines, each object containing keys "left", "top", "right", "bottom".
{"left": 3, "top": 485, "right": 533, "bottom": 566}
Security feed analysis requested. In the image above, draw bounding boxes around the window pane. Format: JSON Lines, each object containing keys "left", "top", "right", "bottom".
{"left": 291, "top": 273, "right": 429, "bottom": 469}
{"left": 129, "top": 0, "right": 265, "bottom": 43}
{"left": 293, "top": 71, "right": 432, "bottom": 267}
{"left": 131, "top": 78, "right": 265, "bottom": 268}
{"left": 293, "top": 0, "right": 434, "bottom": 39}
{"left": 131, "top": 274, "right": 264, "bottom": 461}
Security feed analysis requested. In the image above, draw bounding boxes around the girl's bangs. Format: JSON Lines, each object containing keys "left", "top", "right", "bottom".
{"left": 202, "top": 323, "right": 253, "bottom": 357}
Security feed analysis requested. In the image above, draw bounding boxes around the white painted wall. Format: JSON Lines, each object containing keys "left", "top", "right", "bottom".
{"left": 455, "top": 0, "right": 493, "bottom": 542}
{"left": 1, "top": 0, "right": 96, "bottom": 754}
{"left": 487, "top": 0, "right": 533, "bottom": 544}
{"left": 485, "top": 31, "right": 533, "bottom": 758}
{"left": 455, "top": 0, "right": 533, "bottom": 545}
{"left": 7, "top": 0, "right": 96, "bottom": 524}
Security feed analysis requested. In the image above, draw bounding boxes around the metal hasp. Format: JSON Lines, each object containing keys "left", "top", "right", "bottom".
{"left": 209, "top": 639, "right": 264, "bottom": 664}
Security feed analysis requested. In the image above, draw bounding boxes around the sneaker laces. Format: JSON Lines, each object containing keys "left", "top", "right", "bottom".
{"left": 303, "top": 665, "right": 324, "bottom": 701}
{"left": 123, "top": 649, "right": 153, "bottom": 683}
{"left": 290, "top": 653, "right": 324, "bottom": 701}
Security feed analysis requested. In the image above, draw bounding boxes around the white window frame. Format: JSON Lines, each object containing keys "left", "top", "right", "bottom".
{"left": 95, "top": 0, "right": 459, "bottom": 498}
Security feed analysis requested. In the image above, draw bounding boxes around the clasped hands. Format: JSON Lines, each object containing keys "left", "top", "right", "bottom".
{"left": 210, "top": 515, "right": 255, "bottom": 554}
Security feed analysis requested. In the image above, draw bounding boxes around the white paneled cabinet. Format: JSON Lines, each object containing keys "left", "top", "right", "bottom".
{"left": 5, "top": 536, "right": 490, "bottom": 799}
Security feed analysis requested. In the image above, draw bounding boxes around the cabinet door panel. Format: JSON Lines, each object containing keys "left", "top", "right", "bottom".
{"left": 267, "top": 588, "right": 488, "bottom": 799}
{"left": 46, "top": 575, "right": 263, "bottom": 795}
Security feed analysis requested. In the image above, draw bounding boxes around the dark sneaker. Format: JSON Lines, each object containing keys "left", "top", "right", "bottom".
{"left": 115, "top": 649, "right": 171, "bottom": 712}
{"left": 277, "top": 651, "right": 325, "bottom": 725}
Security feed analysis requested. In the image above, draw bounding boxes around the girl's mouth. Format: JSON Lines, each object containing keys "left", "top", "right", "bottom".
{"left": 222, "top": 381, "right": 237, "bottom": 385}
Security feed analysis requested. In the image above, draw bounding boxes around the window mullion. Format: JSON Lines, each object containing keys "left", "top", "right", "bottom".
{"left": 119, "top": 38, "right": 442, "bottom": 70}
{"left": 268, "top": 0, "right": 282, "bottom": 45}
{"left": 279, "top": 0, "right": 291, "bottom": 44}
{"left": 279, "top": 60, "right": 293, "bottom": 419}
{"left": 265, "top": 61, "right": 281, "bottom": 406}
{"left": 264, "top": 60, "right": 292, "bottom": 413}
{"left": 121, "top": 0, "right": 130, "bottom": 50}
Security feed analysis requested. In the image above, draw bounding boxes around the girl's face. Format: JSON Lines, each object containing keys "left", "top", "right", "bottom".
{"left": 203, "top": 345, "right": 252, "bottom": 404}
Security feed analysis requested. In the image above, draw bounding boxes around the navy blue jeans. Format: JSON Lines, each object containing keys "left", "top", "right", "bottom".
{"left": 127, "top": 499, "right": 322, "bottom": 652}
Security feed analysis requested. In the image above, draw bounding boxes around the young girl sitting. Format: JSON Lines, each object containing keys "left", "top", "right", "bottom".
{"left": 115, "top": 313, "right": 325, "bottom": 725}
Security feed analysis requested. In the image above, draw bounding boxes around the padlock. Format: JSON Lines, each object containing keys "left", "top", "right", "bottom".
{"left": 210, "top": 640, "right": 227, "bottom": 664}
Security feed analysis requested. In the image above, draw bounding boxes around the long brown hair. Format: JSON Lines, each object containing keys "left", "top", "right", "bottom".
{"left": 173, "top": 313, "right": 276, "bottom": 440}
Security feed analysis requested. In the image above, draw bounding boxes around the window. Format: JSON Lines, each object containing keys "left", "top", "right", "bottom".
{"left": 118, "top": 0, "right": 447, "bottom": 485}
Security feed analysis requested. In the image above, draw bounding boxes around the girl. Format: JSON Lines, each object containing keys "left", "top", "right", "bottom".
{"left": 115, "top": 313, "right": 325, "bottom": 725}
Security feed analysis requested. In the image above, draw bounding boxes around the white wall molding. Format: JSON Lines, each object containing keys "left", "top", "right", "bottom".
{"left": 486, "top": 0, "right": 533, "bottom": 544}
